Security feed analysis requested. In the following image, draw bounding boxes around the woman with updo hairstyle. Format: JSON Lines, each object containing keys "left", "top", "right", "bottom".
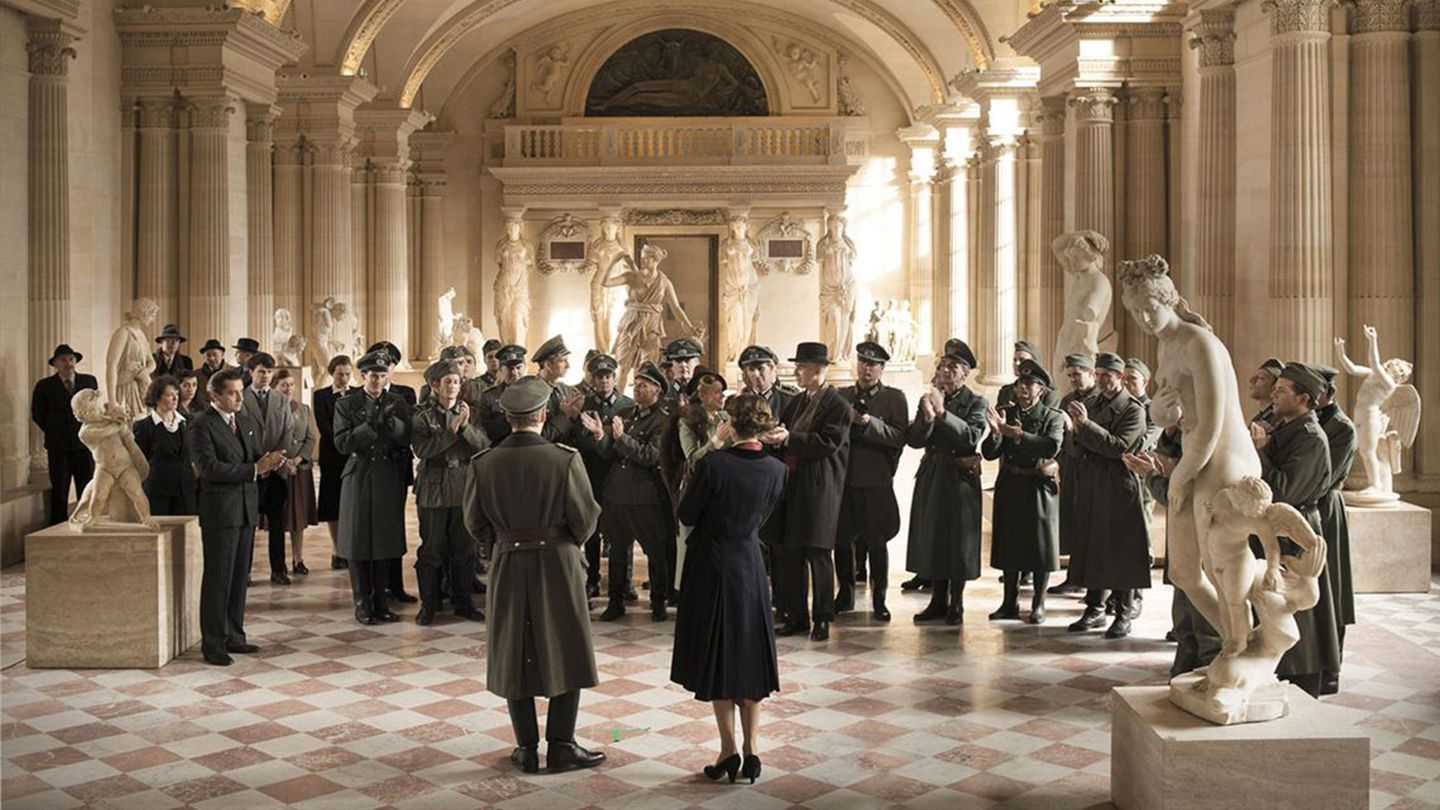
{"left": 670, "top": 393, "right": 787, "bottom": 786}
{"left": 132, "top": 374, "right": 197, "bottom": 515}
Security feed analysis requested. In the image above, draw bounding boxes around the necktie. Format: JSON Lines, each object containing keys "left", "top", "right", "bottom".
{"left": 63, "top": 377, "right": 73, "bottom": 394}
{"left": 228, "top": 416, "right": 237, "bottom": 434}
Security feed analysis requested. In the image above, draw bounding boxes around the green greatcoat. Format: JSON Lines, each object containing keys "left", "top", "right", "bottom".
{"left": 981, "top": 401, "right": 1065, "bottom": 572}
{"left": 334, "top": 389, "right": 412, "bottom": 561}
{"left": 1056, "top": 385, "right": 1095, "bottom": 556}
{"left": 1317, "top": 402, "right": 1357, "bottom": 630}
{"left": 904, "top": 386, "right": 988, "bottom": 582}
{"left": 464, "top": 432, "right": 601, "bottom": 701}
{"left": 1068, "top": 388, "right": 1152, "bottom": 590}
{"left": 1258, "top": 411, "right": 1341, "bottom": 680}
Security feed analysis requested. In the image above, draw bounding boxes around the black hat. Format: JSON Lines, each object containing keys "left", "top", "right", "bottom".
{"left": 500, "top": 376, "right": 552, "bottom": 416}
{"left": 634, "top": 361, "right": 668, "bottom": 390}
{"left": 233, "top": 337, "right": 261, "bottom": 354}
{"left": 1015, "top": 358, "right": 1052, "bottom": 388}
{"left": 496, "top": 344, "right": 527, "bottom": 367}
{"left": 664, "top": 337, "right": 703, "bottom": 361}
{"left": 482, "top": 338, "right": 502, "bottom": 354}
{"left": 685, "top": 369, "right": 728, "bottom": 399}
{"left": 1125, "top": 357, "right": 1152, "bottom": 379}
{"left": 1014, "top": 339, "right": 1040, "bottom": 359}
{"left": 424, "top": 360, "right": 462, "bottom": 385}
{"left": 1280, "top": 362, "right": 1327, "bottom": 400}
{"left": 1259, "top": 357, "right": 1285, "bottom": 378}
{"left": 587, "top": 353, "right": 618, "bottom": 375}
{"left": 199, "top": 338, "right": 226, "bottom": 354}
{"left": 532, "top": 335, "right": 570, "bottom": 365}
{"left": 155, "top": 324, "right": 187, "bottom": 344}
{"left": 366, "top": 341, "right": 402, "bottom": 366}
{"left": 738, "top": 345, "right": 779, "bottom": 367}
{"left": 855, "top": 342, "right": 890, "bottom": 364}
{"left": 788, "top": 342, "right": 832, "bottom": 365}
{"left": 943, "top": 338, "right": 977, "bottom": 369}
{"left": 356, "top": 350, "right": 390, "bottom": 373}
{"left": 1095, "top": 352, "right": 1125, "bottom": 373}
{"left": 1064, "top": 353, "right": 1095, "bottom": 369}
{"left": 47, "top": 344, "right": 82, "bottom": 365}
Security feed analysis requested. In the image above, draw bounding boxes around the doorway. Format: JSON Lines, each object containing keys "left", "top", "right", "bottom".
{"left": 632, "top": 234, "right": 719, "bottom": 364}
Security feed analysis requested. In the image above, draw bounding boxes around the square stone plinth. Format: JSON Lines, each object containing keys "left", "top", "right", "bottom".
{"left": 26, "top": 517, "right": 202, "bottom": 668}
{"left": 1111, "top": 686, "right": 1369, "bottom": 810}
{"left": 1348, "top": 501, "right": 1432, "bottom": 593}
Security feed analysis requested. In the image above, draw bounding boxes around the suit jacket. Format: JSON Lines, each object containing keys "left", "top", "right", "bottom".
{"left": 242, "top": 386, "right": 294, "bottom": 477}
{"left": 312, "top": 386, "right": 353, "bottom": 469}
{"left": 152, "top": 351, "right": 194, "bottom": 378}
{"left": 31, "top": 373, "right": 99, "bottom": 452}
{"left": 132, "top": 413, "right": 196, "bottom": 500}
{"left": 778, "top": 385, "right": 852, "bottom": 549}
{"left": 190, "top": 407, "right": 261, "bottom": 529}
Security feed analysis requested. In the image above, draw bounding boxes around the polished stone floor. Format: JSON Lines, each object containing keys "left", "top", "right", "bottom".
{"left": 3, "top": 508, "right": 1439, "bottom": 810}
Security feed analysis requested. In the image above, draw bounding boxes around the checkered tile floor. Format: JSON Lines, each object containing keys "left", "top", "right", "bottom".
{"left": 4, "top": 515, "right": 1439, "bottom": 809}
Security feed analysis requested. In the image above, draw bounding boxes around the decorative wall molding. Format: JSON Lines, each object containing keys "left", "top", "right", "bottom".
{"left": 1348, "top": 0, "right": 1413, "bottom": 33}
{"left": 1263, "top": 0, "right": 1339, "bottom": 34}
{"left": 624, "top": 208, "right": 728, "bottom": 226}
{"left": 537, "top": 214, "right": 591, "bottom": 274}
{"left": 1190, "top": 8, "right": 1237, "bottom": 68}
{"left": 754, "top": 212, "right": 817, "bottom": 275}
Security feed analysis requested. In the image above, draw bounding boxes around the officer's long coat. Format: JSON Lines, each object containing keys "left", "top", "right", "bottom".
{"left": 982, "top": 401, "right": 1065, "bottom": 572}
{"left": 905, "top": 386, "right": 987, "bottom": 581}
{"left": 334, "top": 389, "right": 412, "bottom": 561}
{"left": 1067, "top": 388, "right": 1152, "bottom": 589}
{"left": 1317, "top": 402, "right": 1357, "bottom": 629}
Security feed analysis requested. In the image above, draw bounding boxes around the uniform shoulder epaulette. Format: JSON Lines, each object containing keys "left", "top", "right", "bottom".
{"left": 470, "top": 447, "right": 492, "bottom": 462}
{"left": 777, "top": 382, "right": 802, "bottom": 394}
{"left": 554, "top": 443, "right": 579, "bottom": 454}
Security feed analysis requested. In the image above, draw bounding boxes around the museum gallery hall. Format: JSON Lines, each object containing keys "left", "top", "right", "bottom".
{"left": 2, "top": 0, "right": 1439, "bottom": 807}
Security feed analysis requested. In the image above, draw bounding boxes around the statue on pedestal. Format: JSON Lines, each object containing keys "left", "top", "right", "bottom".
{"left": 67, "top": 389, "right": 159, "bottom": 532}
{"left": 1050, "top": 230, "right": 1111, "bottom": 376}
{"left": 106, "top": 297, "right": 158, "bottom": 419}
{"left": 494, "top": 216, "right": 533, "bottom": 347}
{"left": 1121, "top": 254, "right": 1324, "bottom": 725}
{"left": 585, "top": 215, "right": 625, "bottom": 352}
{"left": 817, "top": 213, "right": 858, "bottom": 363}
{"left": 1336, "top": 326, "right": 1421, "bottom": 506}
{"left": 719, "top": 214, "right": 759, "bottom": 363}
{"left": 607, "top": 243, "right": 701, "bottom": 390}
{"left": 271, "top": 308, "right": 294, "bottom": 357}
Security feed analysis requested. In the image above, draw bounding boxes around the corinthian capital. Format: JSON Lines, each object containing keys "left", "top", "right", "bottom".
{"left": 1418, "top": 0, "right": 1440, "bottom": 29}
{"left": 1263, "top": 0, "right": 1338, "bottom": 35}
{"left": 1347, "top": 0, "right": 1412, "bottom": 32}
{"left": 1128, "top": 87, "right": 1168, "bottom": 121}
{"left": 1069, "top": 89, "right": 1118, "bottom": 124}
{"left": 188, "top": 97, "right": 235, "bottom": 130}
{"left": 26, "top": 20, "right": 77, "bottom": 78}
{"left": 1190, "top": 8, "right": 1237, "bottom": 68}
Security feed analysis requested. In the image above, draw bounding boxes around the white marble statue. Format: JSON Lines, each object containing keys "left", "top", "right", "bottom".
{"left": 893, "top": 300, "right": 917, "bottom": 364}
{"left": 437, "top": 288, "right": 459, "bottom": 349}
{"left": 836, "top": 53, "right": 865, "bottom": 116}
{"left": 106, "top": 297, "right": 158, "bottom": 419}
{"left": 1050, "top": 230, "right": 1112, "bottom": 375}
{"left": 818, "top": 213, "right": 858, "bottom": 363}
{"left": 435, "top": 287, "right": 485, "bottom": 360}
{"left": 494, "top": 217, "right": 533, "bottom": 347}
{"left": 1121, "top": 254, "right": 1325, "bottom": 725}
{"left": 865, "top": 299, "right": 890, "bottom": 352}
{"left": 67, "top": 389, "right": 159, "bottom": 532}
{"left": 328, "top": 298, "right": 363, "bottom": 358}
{"left": 488, "top": 50, "right": 517, "bottom": 119}
{"left": 1336, "top": 326, "right": 1421, "bottom": 506}
{"left": 278, "top": 334, "right": 307, "bottom": 368}
{"left": 271, "top": 308, "right": 294, "bottom": 357}
{"left": 719, "top": 214, "right": 760, "bottom": 363}
{"left": 531, "top": 44, "right": 569, "bottom": 101}
{"left": 585, "top": 216, "right": 626, "bottom": 352}
{"left": 606, "top": 243, "right": 700, "bottom": 391}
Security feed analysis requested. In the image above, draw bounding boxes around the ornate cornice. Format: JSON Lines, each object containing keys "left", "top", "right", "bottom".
{"left": 245, "top": 103, "right": 279, "bottom": 142}
{"left": 1263, "top": 0, "right": 1338, "bottom": 34}
{"left": 1036, "top": 94, "right": 1068, "bottom": 136}
{"left": 26, "top": 19, "right": 76, "bottom": 78}
{"left": 490, "top": 164, "right": 857, "bottom": 207}
{"left": 625, "top": 209, "right": 728, "bottom": 226}
{"left": 1069, "top": 88, "right": 1118, "bottom": 123}
{"left": 136, "top": 97, "right": 176, "bottom": 130}
{"left": 1190, "top": 8, "right": 1237, "bottom": 68}
{"left": 1348, "top": 0, "right": 1412, "bottom": 32}
{"left": 114, "top": 6, "right": 305, "bottom": 62}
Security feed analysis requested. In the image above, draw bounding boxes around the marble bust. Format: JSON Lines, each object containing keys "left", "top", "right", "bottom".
{"left": 106, "top": 297, "right": 159, "bottom": 419}
{"left": 1050, "top": 230, "right": 1111, "bottom": 378}
{"left": 1336, "top": 325, "right": 1421, "bottom": 506}
{"left": 67, "top": 389, "right": 159, "bottom": 532}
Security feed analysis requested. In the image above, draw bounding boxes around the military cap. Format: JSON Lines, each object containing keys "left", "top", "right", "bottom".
{"left": 1014, "top": 339, "right": 1041, "bottom": 359}
{"left": 739, "top": 345, "right": 779, "bottom": 367}
{"left": 1125, "top": 357, "right": 1152, "bottom": 379}
{"left": 438, "top": 344, "right": 473, "bottom": 362}
{"left": 233, "top": 337, "right": 261, "bottom": 353}
{"left": 685, "top": 369, "right": 728, "bottom": 399}
{"left": 1280, "top": 362, "right": 1327, "bottom": 400}
{"left": 587, "top": 352, "right": 618, "bottom": 375}
{"left": 1316, "top": 364, "right": 1340, "bottom": 386}
{"left": 633, "top": 361, "right": 668, "bottom": 390}
{"left": 356, "top": 350, "right": 391, "bottom": 373}
{"left": 532, "top": 334, "right": 570, "bottom": 365}
{"left": 496, "top": 344, "right": 527, "bottom": 367}
{"left": 855, "top": 341, "right": 890, "bottom": 364}
{"left": 1095, "top": 352, "right": 1126, "bottom": 372}
{"left": 664, "top": 337, "right": 703, "bottom": 361}
{"left": 482, "top": 338, "right": 502, "bottom": 354}
{"left": 199, "top": 338, "right": 226, "bottom": 354}
{"left": 1259, "top": 356, "right": 1285, "bottom": 378}
{"left": 499, "top": 375, "right": 552, "bottom": 416}
{"left": 942, "top": 338, "right": 977, "bottom": 369}
{"left": 1016, "top": 358, "right": 1052, "bottom": 388}
{"left": 1064, "top": 353, "right": 1095, "bottom": 369}
{"left": 366, "top": 341, "right": 402, "bottom": 366}
{"left": 424, "top": 360, "right": 461, "bottom": 385}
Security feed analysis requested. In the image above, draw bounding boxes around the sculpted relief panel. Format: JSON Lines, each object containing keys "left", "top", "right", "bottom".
{"left": 583, "top": 28, "right": 769, "bottom": 117}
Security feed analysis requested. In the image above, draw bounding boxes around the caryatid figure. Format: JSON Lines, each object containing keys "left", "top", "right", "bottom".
{"left": 494, "top": 215, "right": 533, "bottom": 348}
{"left": 818, "top": 213, "right": 858, "bottom": 362}
{"left": 719, "top": 214, "right": 759, "bottom": 363}
{"left": 586, "top": 215, "right": 626, "bottom": 352}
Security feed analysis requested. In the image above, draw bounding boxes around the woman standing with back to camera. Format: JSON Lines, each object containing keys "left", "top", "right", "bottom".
{"left": 671, "top": 394, "right": 787, "bottom": 785}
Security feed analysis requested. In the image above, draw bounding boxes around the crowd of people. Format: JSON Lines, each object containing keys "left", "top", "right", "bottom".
{"left": 28, "top": 321, "right": 1356, "bottom": 780}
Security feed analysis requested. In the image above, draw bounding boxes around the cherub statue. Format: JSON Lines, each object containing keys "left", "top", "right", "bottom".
{"left": 271, "top": 308, "right": 294, "bottom": 356}
{"left": 1336, "top": 325, "right": 1421, "bottom": 505}
{"left": 1050, "top": 230, "right": 1112, "bottom": 379}
{"left": 68, "top": 389, "right": 159, "bottom": 532}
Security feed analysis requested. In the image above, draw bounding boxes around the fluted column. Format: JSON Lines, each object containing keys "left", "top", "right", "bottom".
{"left": 966, "top": 156, "right": 982, "bottom": 344}
{"left": 246, "top": 104, "right": 277, "bottom": 342}
{"left": 1266, "top": 0, "right": 1336, "bottom": 364}
{"left": 1036, "top": 97, "right": 1066, "bottom": 361}
{"left": 1020, "top": 132, "right": 1042, "bottom": 347}
{"left": 310, "top": 141, "right": 354, "bottom": 312}
{"left": 1071, "top": 89, "right": 1117, "bottom": 349}
{"left": 136, "top": 97, "right": 177, "bottom": 329}
{"left": 1191, "top": 9, "right": 1238, "bottom": 341}
{"left": 370, "top": 162, "right": 410, "bottom": 361}
{"left": 942, "top": 156, "right": 970, "bottom": 344}
{"left": 418, "top": 175, "right": 447, "bottom": 358}
{"left": 1125, "top": 88, "right": 1170, "bottom": 366}
{"left": 186, "top": 96, "right": 234, "bottom": 347}
{"left": 1416, "top": 0, "right": 1440, "bottom": 477}
{"left": 983, "top": 140, "right": 1020, "bottom": 385}
{"left": 350, "top": 158, "right": 368, "bottom": 327}
{"left": 899, "top": 125, "right": 939, "bottom": 358}
{"left": 975, "top": 143, "right": 998, "bottom": 377}
{"left": 1348, "top": 0, "right": 1414, "bottom": 362}
{"left": 272, "top": 136, "right": 304, "bottom": 324}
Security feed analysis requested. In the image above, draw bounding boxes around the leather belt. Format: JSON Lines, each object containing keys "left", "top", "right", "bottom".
{"left": 494, "top": 525, "right": 571, "bottom": 552}
{"left": 352, "top": 452, "right": 396, "bottom": 461}
{"left": 1002, "top": 461, "right": 1059, "bottom": 479}
{"left": 924, "top": 452, "right": 982, "bottom": 473}
{"left": 427, "top": 457, "right": 466, "bottom": 469}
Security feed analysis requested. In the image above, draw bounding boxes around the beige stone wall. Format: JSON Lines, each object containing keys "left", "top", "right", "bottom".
{"left": 1, "top": 6, "right": 32, "bottom": 493}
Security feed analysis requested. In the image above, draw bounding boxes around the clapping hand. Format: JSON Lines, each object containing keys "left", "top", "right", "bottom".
{"left": 450, "top": 401, "right": 471, "bottom": 432}
{"left": 580, "top": 411, "right": 604, "bottom": 440}
{"left": 257, "top": 450, "right": 287, "bottom": 475}
{"left": 761, "top": 424, "right": 789, "bottom": 446}
{"left": 850, "top": 406, "right": 870, "bottom": 426}
{"left": 611, "top": 415, "right": 626, "bottom": 438}
{"left": 1066, "top": 400, "right": 1089, "bottom": 429}
{"left": 560, "top": 391, "right": 586, "bottom": 419}
{"left": 1121, "top": 452, "right": 1156, "bottom": 475}
{"left": 1249, "top": 420, "right": 1270, "bottom": 449}
{"left": 714, "top": 420, "right": 735, "bottom": 445}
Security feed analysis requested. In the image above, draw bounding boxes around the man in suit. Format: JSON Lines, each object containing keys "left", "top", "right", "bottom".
{"left": 191, "top": 368, "right": 287, "bottom": 666}
{"left": 153, "top": 324, "right": 193, "bottom": 378}
{"left": 367, "top": 341, "right": 420, "bottom": 605}
{"left": 243, "top": 353, "right": 295, "bottom": 585}
{"left": 31, "top": 344, "right": 100, "bottom": 526}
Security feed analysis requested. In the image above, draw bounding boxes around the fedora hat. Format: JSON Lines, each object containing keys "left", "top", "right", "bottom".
{"left": 788, "top": 342, "right": 832, "bottom": 365}
{"left": 48, "top": 344, "right": 82, "bottom": 365}
{"left": 155, "top": 324, "right": 187, "bottom": 343}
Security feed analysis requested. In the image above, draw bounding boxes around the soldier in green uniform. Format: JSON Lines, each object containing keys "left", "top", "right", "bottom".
{"left": 983, "top": 359, "right": 1065, "bottom": 624}
{"left": 662, "top": 338, "right": 703, "bottom": 408}
{"left": 1112, "top": 357, "right": 1161, "bottom": 619}
{"left": 1065, "top": 352, "right": 1151, "bottom": 639}
{"left": 575, "top": 353, "right": 635, "bottom": 598}
{"left": 463, "top": 376, "right": 605, "bottom": 774}
{"left": 906, "top": 339, "right": 988, "bottom": 626}
{"left": 738, "top": 345, "right": 802, "bottom": 605}
{"left": 478, "top": 344, "right": 528, "bottom": 443}
{"left": 1248, "top": 356, "right": 1285, "bottom": 431}
{"left": 1047, "top": 353, "right": 1098, "bottom": 596}
{"left": 533, "top": 335, "right": 585, "bottom": 443}
{"left": 995, "top": 340, "right": 1060, "bottom": 411}
{"left": 1250, "top": 362, "right": 1341, "bottom": 697}
{"left": 479, "top": 338, "right": 502, "bottom": 389}
{"left": 1314, "top": 365, "right": 1356, "bottom": 695}
{"left": 411, "top": 360, "right": 489, "bottom": 625}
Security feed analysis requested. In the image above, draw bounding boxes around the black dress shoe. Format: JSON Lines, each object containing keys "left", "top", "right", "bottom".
{"left": 776, "top": 619, "right": 809, "bottom": 637}
{"left": 600, "top": 602, "right": 625, "bottom": 621}
{"left": 834, "top": 593, "right": 855, "bottom": 613}
{"left": 1047, "top": 581, "right": 1082, "bottom": 595}
{"left": 651, "top": 605, "right": 668, "bottom": 622}
{"left": 988, "top": 605, "right": 1021, "bottom": 621}
{"left": 203, "top": 652, "right": 234, "bottom": 666}
{"left": 900, "top": 576, "right": 931, "bottom": 592}
{"left": 913, "top": 604, "right": 947, "bottom": 623}
{"left": 547, "top": 740, "right": 605, "bottom": 772}
{"left": 225, "top": 643, "right": 260, "bottom": 654}
{"left": 270, "top": 571, "right": 291, "bottom": 585}
{"left": 416, "top": 606, "right": 436, "bottom": 626}
{"left": 374, "top": 608, "right": 401, "bottom": 623}
{"left": 1104, "top": 615, "right": 1132, "bottom": 639}
{"left": 292, "top": 560, "right": 309, "bottom": 576}
{"left": 809, "top": 621, "right": 829, "bottom": 641}
{"left": 390, "top": 590, "right": 418, "bottom": 604}
{"left": 1028, "top": 606, "right": 1047, "bottom": 625}
{"left": 703, "top": 753, "right": 741, "bottom": 782}
{"left": 623, "top": 587, "right": 639, "bottom": 603}
{"left": 872, "top": 604, "right": 892, "bottom": 622}
{"left": 331, "top": 556, "right": 348, "bottom": 570}
{"left": 511, "top": 745, "right": 539, "bottom": 774}
{"left": 945, "top": 606, "right": 964, "bottom": 626}
{"left": 455, "top": 605, "right": 484, "bottom": 621}
{"left": 355, "top": 605, "right": 377, "bottom": 625}
{"left": 1068, "top": 608, "right": 1105, "bottom": 632}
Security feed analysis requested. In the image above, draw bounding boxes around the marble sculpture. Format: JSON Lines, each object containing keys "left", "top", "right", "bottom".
{"left": 1050, "top": 230, "right": 1112, "bottom": 378}
{"left": 1336, "top": 326, "right": 1421, "bottom": 506}
{"left": 105, "top": 297, "right": 158, "bottom": 419}
{"left": 585, "top": 215, "right": 626, "bottom": 352}
{"left": 493, "top": 216, "right": 533, "bottom": 348}
{"left": 67, "top": 389, "right": 159, "bottom": 532}
{"left": 607, "top": 243, "right": 701, "bottom": 390}
{"left": 818, "top": 213, "right": 858, "bottom": 363}
{"left": 719, "top": 214, "right": 760, "bottom": 363}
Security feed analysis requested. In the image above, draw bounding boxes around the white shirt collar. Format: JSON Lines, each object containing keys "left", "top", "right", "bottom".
{"left": 211, "top": 403, "right": 234, "bottom": 422}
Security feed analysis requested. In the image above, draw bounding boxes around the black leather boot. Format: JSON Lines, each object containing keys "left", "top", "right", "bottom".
{"left": 872, "top": 588, "right": 891, "bottom": 622}
{"left": 989, "top": 571, "right": 1021, "bottom": 620}
{"left": 945, "top": 581, "right": 964, "bottom": 625}
{"left": 913, "top": 579, "right": 949, "bottom": 623}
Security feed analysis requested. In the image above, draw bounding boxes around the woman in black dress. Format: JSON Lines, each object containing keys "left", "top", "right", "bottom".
{"left": 132, "top": 374, "right": 197, "bottom": 515}
{"left": 671, "top": 395, "right": 787, "bottom": 785}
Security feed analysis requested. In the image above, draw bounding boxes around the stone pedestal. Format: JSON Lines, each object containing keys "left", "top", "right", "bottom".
{"left": 1111, "top": 685, "right": 1369, "bottom": 810}
{"left": 1347, "top": 501, "right": 1433, "bottom": 593}
{"left": 26, "top": 517, "right": 202, "bottom": 668}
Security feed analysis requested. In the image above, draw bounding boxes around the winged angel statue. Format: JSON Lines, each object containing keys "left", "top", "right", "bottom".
{"left": 1336, "top": 325, "right": 1421, "bottom": 506}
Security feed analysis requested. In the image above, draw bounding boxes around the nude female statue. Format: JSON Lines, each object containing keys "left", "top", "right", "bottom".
{"left": 68, "top": 389, "right": 158, "bottom": 531}
{"left": 106, "top": 298, "right": 159, "bottom": 419}
{"left": 1336, "top": 326, "right": 1421, "bottom": 504}
{"left": 1050, "top": 230, "right": 1111, "bottom": 376}
{"left": 494, "top": 217, "right": 533, "bottom": 347}
{"left": 607, "top": 243, "right": 697, "bottom": 391}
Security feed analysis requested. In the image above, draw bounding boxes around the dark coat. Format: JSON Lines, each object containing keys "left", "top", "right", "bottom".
{"left": 464, "top": 431, "right": 601, "bottom": 700}
{"left": 542, "top": 380, "right": 579, "bottom": 444}
{"left": 194, "top": 362, "right": 229, "bottom": 408}
{"left": 982, "top": 401, "right": 1064, "bottom": 572}
{"left": 838, "top": 383, "right": 908, "bottom": 547}
{"left": 477, "top": 381, "right": 514, "bottom": 444}
{"left": 672, "top": 446, "right": 786, "bottom": 702}
{"left": 389, "top": 383, "right": 418, "bottom": 487}
{"left": 313, "top": 385, "right": 353, "bottom": 521}
{"left": 1068, "top": 388, "right": 1153, "bottom": 589}
{"left": 1260, "top": 411, "right": 1341, "bottom": 678}
{"left": 189, "top": 407, "right": 260, "bottom": 529}
{"left": 1317, "top": 402, "right": 1356, "bottom": 628}
{"left": 410, "top": 399, "right": 489, "bottom": 508}
{"left": 589, "top": 401, "right": 674, "bottom": 555}
{"left": 133, "top": 414, "right": 197, "bottom": 514}
{"left": 905, "top": 386, "right": 987, "bottom": 580}
{"left": 575, "top": 390, "right": 634, "bottom": 497}
{"left": 778, "top": 385, "right": 851, "bottom": 550}
{"left": 1056, "top": 385, "right": 1095, "bottom": 555}
{"left": 747, "top": 383, "right": 800, "bottom": 548}
{"left": 31, "top": 374, "right": 99, "bottom": 452}
{"left": 334, "top": 389, "right": 412, "bottom": 560}
{"left": 995, "top": 382, "right": 1060, "bottom": 412}
{"left": 152, "top": 351, "right": 193, "bottom": 378}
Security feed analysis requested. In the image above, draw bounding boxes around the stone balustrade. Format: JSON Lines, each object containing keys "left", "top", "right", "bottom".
{"left": 504, "top": 118, "right": 852, "bottom": 166}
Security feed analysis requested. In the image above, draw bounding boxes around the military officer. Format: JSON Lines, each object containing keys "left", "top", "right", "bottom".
{"left": 1111, "top": 356, "right": 1161, "bottom": 619}
{"left": 983, "top": 359, "right": 1065, "bottom": 624}
{"left": 478, "top": 344, "right": 529, "bottom": 443}
{"left": 995, "top": 340, "right": 1058, "bottom": 411}
{"left": 463, "top": 376, "right": 605, "bottom": 775}
{"left": 738, "top": 344, "right": 801, "bottom": 606}
{"left": 1047, "top": 353, "right": 1098, "bottom": 596}
{"left": 533, "top": 335, "right": 585, "bottom": 443}
{"left": 364, "top": 341, "right": 421, "bottom": 604}
{"left": 582, "top": 362, "right": 676, "bottom": 621}
{"left": 1314, "top": 365, "right": 1356, "bottom": 695}
{"left": 478, "top": 338, "right": 502, "bottom": 388}
{"left": 574, "top": 353, "right": 635, "bottom": 598}
{"left": 1248, "top": 356, "right": 1285, "bottom": 431}
{"left": 411, "top": 360, "right": 489, "bottom": 625}
{"left": 662, "top": 337, "right": 703, "bottom": 407}
{"left": 835, "top": 341, "right": 909, "bottom": 620}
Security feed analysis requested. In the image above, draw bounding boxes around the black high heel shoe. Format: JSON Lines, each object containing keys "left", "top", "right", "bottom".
{"left": 740, "top": 754, "right": 761, "bottom": 784}
{"left": 703, "top": 753, "right": 741, "bottom": 782}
